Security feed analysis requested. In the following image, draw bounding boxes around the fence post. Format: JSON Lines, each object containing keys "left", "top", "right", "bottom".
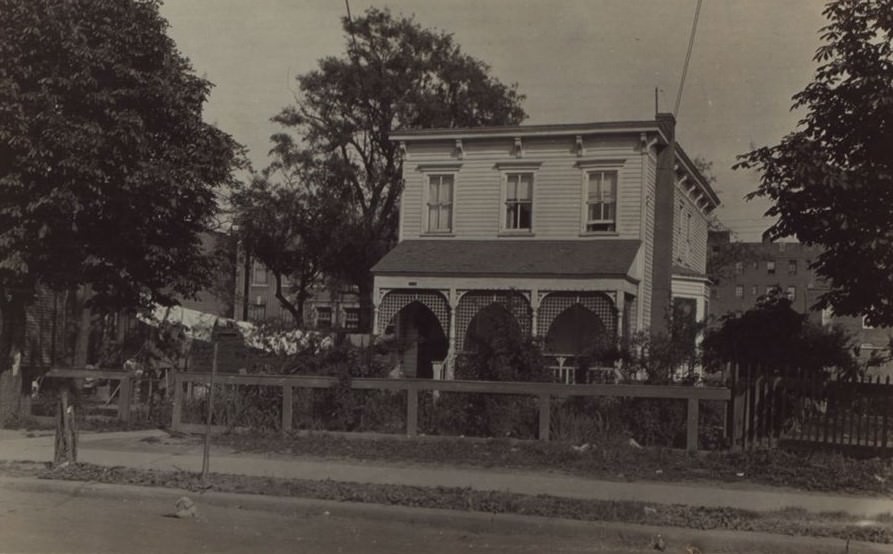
{"left": 686, "top": 397, "right": 699, "bottom": 452}
{"left": 118, "top": 375, "right": 131, "bottom": 423}
{"left": 538, "top": 394, "right": 551, "bottom": 441}
{"left": 728, "top": 363, "right": 745, "bottom": 451}
{"left": 282, "top": 384, "right": 293, "bottom": 436}
{"left": 406, "top": 385, "right": 418, "bottom": 437}
{"left": 171, "top": 372, "right": 183, "bottom": 432}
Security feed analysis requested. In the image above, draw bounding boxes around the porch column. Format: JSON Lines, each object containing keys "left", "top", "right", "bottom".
{"left": 530, "top": 288, "right": 540, "bottom": 337}
{"left": 446, "top": 288, "right": 458, "bottom": 380}
{"left": 372, "top": 287, "right": 383, "bottom": 336}
{"left": 615, "top": 290, "right": 625, "bottom": 341}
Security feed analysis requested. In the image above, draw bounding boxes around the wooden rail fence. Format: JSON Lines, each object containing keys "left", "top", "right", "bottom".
{"left": 169, "top": 372, "right": 730, "bottom": 452}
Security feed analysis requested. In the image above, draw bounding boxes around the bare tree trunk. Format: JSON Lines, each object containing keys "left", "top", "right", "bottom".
{"left": 273, "top": 273, "right": 302, "bottom": 326}
{"left": 53, "top": 383, "right": 77, "bottom": 465}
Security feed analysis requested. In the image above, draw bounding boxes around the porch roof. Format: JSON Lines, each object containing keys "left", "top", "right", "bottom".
{"left": 372, "top": 239, "right": 641, "bottom": 278}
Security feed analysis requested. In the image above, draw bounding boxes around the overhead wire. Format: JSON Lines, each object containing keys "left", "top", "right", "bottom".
{"left": 674, "top": 0, "right": 703, "bottom": 117}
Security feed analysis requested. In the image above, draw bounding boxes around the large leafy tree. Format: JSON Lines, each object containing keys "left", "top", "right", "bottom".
{"left": 272, "top": 7, "right": 527, "bottom": 331}
{"left": 736, "top": 0, "right": 893, "bottom": 326}
{"left": 0, "top": 0, "right": 240, "bottom": 418}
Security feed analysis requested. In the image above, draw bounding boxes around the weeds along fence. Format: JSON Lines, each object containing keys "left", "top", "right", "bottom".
{"left": 170, "top": 372, "right": 730, "bottom": 452}
{"left": 29, "top": 368, "right": 170, "bottom": 425}
{"left": 731, "top": 365, "right": 893, "bottom": 458}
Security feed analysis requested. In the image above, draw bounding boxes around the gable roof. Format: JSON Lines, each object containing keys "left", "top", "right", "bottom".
{"left": 372, "top": 240, "right": 641, "bottom": 278}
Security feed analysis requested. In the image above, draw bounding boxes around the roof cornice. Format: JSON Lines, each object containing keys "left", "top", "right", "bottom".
{"left": 390, "top": 120, "right": 669, "bottom": 144}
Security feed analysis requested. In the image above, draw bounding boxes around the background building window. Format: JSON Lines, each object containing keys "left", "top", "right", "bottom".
{"left": 252, "top": 262, "right": 268, "bottom": 286}
{"left": 426, "top": 174, "right": 453, "bottom": 233}
{"left": 786, "top": 286, "right": 796, "bottom": 300}
{"left": 767, "top": 260, "right": 776, "bottom": 275}
{"left": 751, "top": 285, "right": 758, "bottom": 296}
{"left": 316, "top": 306, "right": 332, "bottom": 329}
{"left": 734, "top": 261, "right": 743, "bottom": 275}
{"left": 788, "top": 259, "right": 797, "bottom": 275}
{"left": 585, "top": 170, "right": 617, "bottom": 232}
{"left": 504, "top": 172, "right": 533, "bottom": 230}
{"left": 735, "top": 285, "right": 743, "bottom": 298}
{"left": 343, "top": 308, "right": 360, "bottom": 330}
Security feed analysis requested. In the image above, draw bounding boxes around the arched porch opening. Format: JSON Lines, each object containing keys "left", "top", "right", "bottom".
{"left": 455, "top": 290, "right": 531, "bottom": 352}
{"left": 378, "top": 290, "right": 450, "bottom": 378}
{"left": 391, "top": 302, "right": 448, "bottom": 379}
{"left": 544, "top": 304, "right": 608, "bottom": 356}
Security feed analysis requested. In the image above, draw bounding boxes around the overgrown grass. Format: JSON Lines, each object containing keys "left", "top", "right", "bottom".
{"left": 1, "top": 461, "right": 889, "bottom": 544}
{"left": 214, "top": 432, "right": 893, "bottom": 496}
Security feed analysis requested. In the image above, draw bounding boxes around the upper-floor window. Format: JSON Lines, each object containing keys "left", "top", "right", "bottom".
{"left": 788, "top": 259, "right": 797, "bottom": 275}
{"left": 767, "top": 260, "right": 776, "bottom": 275}
{"left": 252, "top": 262, "right": 268, "bottom": 286}
{"left": 426, "top": 174, "right": 453, "bottom": 233}
{"left": 686, "top": 212, "right": 692, "bottom": 243}
{"left": 584, "top": 170, "right": 617, "bottom": 232}
{"left": 734, "top": 261, "right": 743, "bottom": 275}
{"left": 751, "top": 285, "right": 758, "bottom": 296}
{"left": 343, "top": 307, "right": 360, "bottom": 330}
{"left": 503, "top": 172, "right": 533, "bottom": 231}
{"left": 735, "top": 285, "right": 743, "bottom": 298}
{"left": 786, "top": 286, "right": 796, "bottom": 301}
{"left": 316, "top": 306, "right": 332, "bottom": 329}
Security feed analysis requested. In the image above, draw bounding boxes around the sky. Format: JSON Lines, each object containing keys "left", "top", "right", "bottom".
{"left": 158, "top": 0, "right": 830, "bottom": 241}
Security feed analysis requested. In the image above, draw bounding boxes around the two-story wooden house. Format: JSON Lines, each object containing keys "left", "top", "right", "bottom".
{"left": 371, "top": 114, "right": 719, "bottom": 380}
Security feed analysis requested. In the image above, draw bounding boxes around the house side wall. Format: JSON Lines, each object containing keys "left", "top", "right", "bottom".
{"left": 672, "top": 186, "right": 710, "bottom": 274}
{"left": 401, "top": 135, "right": 644, "bottom": 240}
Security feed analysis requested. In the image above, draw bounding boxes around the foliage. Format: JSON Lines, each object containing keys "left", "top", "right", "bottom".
{"left": 620, "top": 304, "right": 704, "bottom": 384}
{"left": 702, "top": 290, "right": 861, "bottom": 377}
{"left": 271, "top": 7, "right": 527, "bottom": 330}
{"left": 230, "top": 171, "right": 327, "bottom": 325}
{"left": 735, "top": 0, "right": 893, "bottom": 326}
{"left": 457, "top": 317, "right": 549, "bottom": 383}
{"left": 0, "top": 0, "right": 241, "bottom": 311}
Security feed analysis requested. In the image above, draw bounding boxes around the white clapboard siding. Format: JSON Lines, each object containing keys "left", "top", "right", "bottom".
{"left": 400, "top": 134, "right": 642, "bottom": 240}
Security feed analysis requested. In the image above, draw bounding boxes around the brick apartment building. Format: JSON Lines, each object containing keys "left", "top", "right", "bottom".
{"left": 708, "top": 230, "right": 892, "bottom": 373}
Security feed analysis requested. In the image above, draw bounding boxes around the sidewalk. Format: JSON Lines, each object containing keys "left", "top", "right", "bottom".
{"left": 1, "top": 429, "right": 892, "bottom": 517}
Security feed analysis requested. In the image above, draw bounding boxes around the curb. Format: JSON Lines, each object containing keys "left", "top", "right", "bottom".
{"left": 0, "top": 476, "right": 886, "bottom": 554}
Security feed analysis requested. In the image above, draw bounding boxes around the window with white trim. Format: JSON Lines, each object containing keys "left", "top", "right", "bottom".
{"left": 343, "top": 307, "right": 360, "bottom": 330}
{"left": 426, "top": 174, "right": 453, "bottom": 233}
{"left": 503, "top": 172, "right": 533, "bottom": 231}
{"left": 735, "top": 285, "right": 743, "bottom": 298}
{"left": 316, "top": 306, "right": 332, "bottom": 329}
{"left": 584, "top": 170, "right": 617, "bottom": 232}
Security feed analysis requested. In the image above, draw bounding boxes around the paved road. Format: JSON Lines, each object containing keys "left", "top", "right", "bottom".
{"left": 0, "top": 485, "right": 674, "bottom": 554}
{"left": 1, "top": 478, "right": 882, "bottom": 554}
